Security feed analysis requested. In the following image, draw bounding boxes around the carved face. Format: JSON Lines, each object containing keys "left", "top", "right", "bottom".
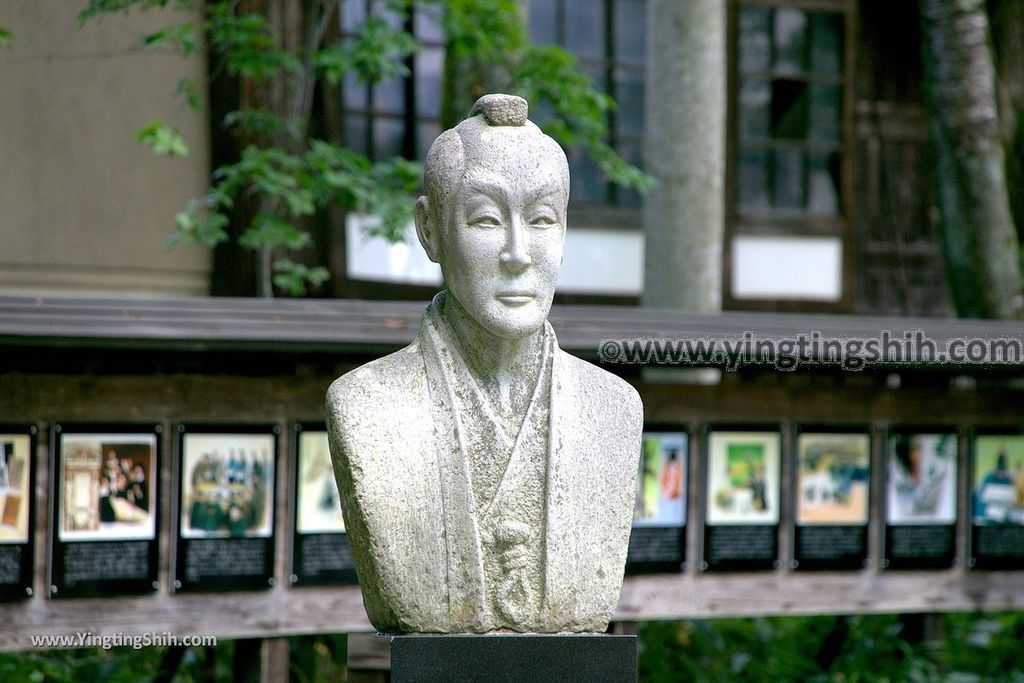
{"left": 413, "top": 123, "right": 569, "bottom": 342}
{"left": 426, "top": 136, "right": 568, "bottom": 340}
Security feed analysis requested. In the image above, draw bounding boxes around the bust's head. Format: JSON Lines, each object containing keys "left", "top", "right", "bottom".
{"left": 415, "top": 94, "right": 570, "bottom": 340}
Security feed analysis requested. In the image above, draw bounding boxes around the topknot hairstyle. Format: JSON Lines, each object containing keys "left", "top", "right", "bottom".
{"left": 421, "top": 94, "right": 569, "bottom": 232}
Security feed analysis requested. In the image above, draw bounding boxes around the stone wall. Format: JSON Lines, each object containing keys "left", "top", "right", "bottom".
{"left": 0, "top": 1, "right": 210, "bottom": 295}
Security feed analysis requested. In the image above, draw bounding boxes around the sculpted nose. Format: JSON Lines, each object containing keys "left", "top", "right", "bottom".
{"left": 500, "top": 216, "right": 532, "bottom": 273}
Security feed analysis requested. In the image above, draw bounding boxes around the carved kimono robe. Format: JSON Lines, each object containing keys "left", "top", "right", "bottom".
{"left": 326, "top": 293, "right": 642, "bottom": 633}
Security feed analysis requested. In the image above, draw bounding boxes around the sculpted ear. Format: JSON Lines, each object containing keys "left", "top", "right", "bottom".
{"left": 415, "top": 195, "right": 441, "bottom": 264}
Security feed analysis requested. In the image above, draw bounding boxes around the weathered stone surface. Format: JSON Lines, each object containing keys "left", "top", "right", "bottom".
{"left": 326, "top": 94, "right": 643, "bottom": 634}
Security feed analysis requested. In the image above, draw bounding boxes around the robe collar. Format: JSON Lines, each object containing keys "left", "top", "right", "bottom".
{"left": 418, "top": 292, "right": 583, "bottom": 629}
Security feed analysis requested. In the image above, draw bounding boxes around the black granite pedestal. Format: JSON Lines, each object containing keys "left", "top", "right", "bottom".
{"left": 357, "top": 633, "right": 637, "bottom": 683}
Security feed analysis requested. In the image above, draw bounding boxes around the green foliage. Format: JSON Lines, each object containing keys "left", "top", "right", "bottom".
{"left": 82, "top": 0, "right": 650, "bottom": 297}
{"left": 517, "top": 45, "right": 655, "bottom": 191}
{"left": 142, "top": 21, "right": 197, "bottom": 54}
{"left": 317, "top": 14, "right": 419, "bottom": 85}
{"left": 206, "top": 4, "right": 302, "bottom": 80}
{"left": 137, "top": 120, "right": 189, "bottom": 157}
{"left": 79, "top": 0, "right": 192, "bottom": 23}
{"left": 639, "top": 613, "right": 1024, "bottom": 683}
{"left": 940, "top": 613, "right": 1024, "bottom": 681}
{"left": 437, "top": 0, "right": 654, "bottom": 192}
{"left": 172, "top": 142, "right": 421, "bottom": 258}
{"left": 6, "top": 617, "right": 1024, "bottom": 681}
{"left": 273, "top": 260, "right": 331, "bottom": 297}
{"left": 174, "top": 77, "right": 203, "bottom": 110}
{"left": 81, "top": 0, "right": 425, "bottom": 297}
{"left": 0, "top": 27, "right": 13, "bottom": 48}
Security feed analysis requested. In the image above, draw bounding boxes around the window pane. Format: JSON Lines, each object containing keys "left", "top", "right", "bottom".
{"left": 614, "top": 68, "right": 644, "bottom": 137}
{"left": 580, "top": 61, "right": 607, "bottom": 91}
{"left": 343, "top": 71, "right": 369, "bottom": 110}
{"left": 414, "top": 2, "right": 444, "bottom": 43}
{"left": 341, "top": 0, "right": 367, "bottom": 31}
{"left": 344, "top": 114, "right": 369, "bottom": 156}
{"left": 416, "top": 48, "right": 444, "bottom": 119}
{"left": 528, "top": 0, "right": 558, "bottom": 44}
{"left": 773, "top": 148, "right": 805, "bottom": 209}
{"left": 810, "top": 12, "right": 843, "bottom": 73}
{"left": 374, "top": 77, "right": 404, "bottom": 115}
{"left": 807, "top": 152, "right": 840, "bottom": 214}
{"left": 373, "top": 117, "right": 405, "bottom": 159}
{"left": 566, "top": 0, "right": 605, "bottom": 60}
{"left": 615, "top": 0, "right": 646, "bottom": 63}
{"left": 417, "top": 122, "right": 441, "bottom": 162}
{"left": 774, "top": 8, "right": 808, "bottom": 75}
{"left": 739, "top": 5, "right": 771, "bottom": 71}
{"left": 375, "top": 4, "right": 405, "bottom": 30}
{"left": 616, "top": 138, "right": 643, "bottom": 207}
{"left": 737, "top": 148, "right": 770, "bottom": 209}
{"left": 739, "top": 77, "right": 770, "bottom": 139}
{"left": 568, "top": 150, "right": 607, "bottom": 204}
{"left": 808, "top": 83, "right": 841, "bottom": 143}
{"left": 771, "top": 79, "right": 809, "bottom": 139}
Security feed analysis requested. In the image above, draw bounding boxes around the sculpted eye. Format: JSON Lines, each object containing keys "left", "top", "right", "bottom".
{"left": 468, "top": 213, "right": 502, "bottom": 229}
{"left": 529, "top": 214, "right": 558, "bottom": 229}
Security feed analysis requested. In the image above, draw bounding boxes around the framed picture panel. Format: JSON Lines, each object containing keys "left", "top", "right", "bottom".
{"left": 792, "top": 426, "right": 871, "bottom": 570}
{"left": 172, "top": 424, "right": 278, "bottom": 593}
{"left": 289, "top": 422, "right": 357, "bottom": 586}
{"left": 701, "top": 425, "right": 781, "bottom": 571}
{"left": 882, "top": 428, "right": 958, "bottom": 570}
{"left": 0, "top": 424, "right": 36, "bottom": 600}
{"left": 969, "top": 427, "right": 1024, "bottom": 569}
{"left": 626, "top": 426, "right": 689, "bottom": 574}
{"left": 49, "top": 423, "right": 160, "bottom": 598}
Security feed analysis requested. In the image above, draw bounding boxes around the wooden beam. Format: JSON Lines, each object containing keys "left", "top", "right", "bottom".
{"left": 1, "top": 294, "right": 1022, "bottom": 367}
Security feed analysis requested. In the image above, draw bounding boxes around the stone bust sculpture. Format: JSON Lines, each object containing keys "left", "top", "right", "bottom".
{"left": 326, "top": 94, "right": 643, "bottom": 634}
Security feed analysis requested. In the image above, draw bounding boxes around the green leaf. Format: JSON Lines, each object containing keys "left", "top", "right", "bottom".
{"left": 514, "top": 44, "right": 653, "bottom": 193}
{"left": 142, "top": 22, "right": 197, "bottom": 55}
{"left": 0, "top": 28, "right": 12, "bottom": 48}
{"left": 137, "top": 120, "right": 189, "bottom": 157}
{"left": 272, "top": 259, "right": 329, "bottom": 297}
{"left": 221, "top": 108, "right": 287, "bottom": 137}
{"left": 174, "top": 77, "right": 203, "bottom": 110}
{"left": 313, "top": 44, "right": 351, "bottom": 86}
{"left": 206, "top": 4, "right": 301, "bottom": 82}
{"left": 238, "top": 214, "right": 309, "bottom": 251}
{"left": 343, "top": 15, "right": 419, "bottom": 85}
{"left": 79, "top": 0, "right": 193, "bottom": 23}
{"left": 172, "top": 199, "right": 229, "bottom": 247}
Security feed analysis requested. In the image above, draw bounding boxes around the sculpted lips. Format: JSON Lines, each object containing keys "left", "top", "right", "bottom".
{"left": 496, "top": 291, "right": 536, "bottom": 306}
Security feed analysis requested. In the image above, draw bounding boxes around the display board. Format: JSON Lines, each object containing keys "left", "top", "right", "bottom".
{"left": 793, "top": 427, "right": 871, "bottom": 570}
{"left": 289, "top": 423, "right": 357, "bottom": 586}
{"left": 0, "top": 425, "right": 35, "bottom": 600}
{"left": 172, "top": 424, "right": 278, "bottom": 592}
{"left": 702, "top": 426, "right": 781, "bottom": 571}
{"left": 882, "top": 428, "right": 958, "bottom": 570}
{"left": 49, "top": 424, "right": 160, "bottom": 598}
{"left": 970, "top": 429, "right": 1024, "bottom": 569}
{"left": 626, "top": 427, "right": 688, "bottom": 573}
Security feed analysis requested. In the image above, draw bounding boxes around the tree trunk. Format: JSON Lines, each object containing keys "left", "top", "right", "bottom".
{"left": 921, "top": 0, "right": 1023, "bottom": 319}
{"left": 988, "top": 0, "right": 1024, "bottom": 250}
{"left": 641, "top": 0, "right": 725, "bottom": 312}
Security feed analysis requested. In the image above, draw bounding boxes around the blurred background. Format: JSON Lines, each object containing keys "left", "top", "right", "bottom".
{"left": 2, "top": 0, "right": 1024, "bottom": 681}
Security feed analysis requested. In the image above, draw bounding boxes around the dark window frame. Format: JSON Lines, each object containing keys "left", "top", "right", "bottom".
{"left": 530, "top": 0, "right": 648, "bottom": 218}
{"left": 339, "top": 1, "right": 445, "bottom": 162}
{"left": 724, "top": 0, "right": 857, "bottom": 313}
